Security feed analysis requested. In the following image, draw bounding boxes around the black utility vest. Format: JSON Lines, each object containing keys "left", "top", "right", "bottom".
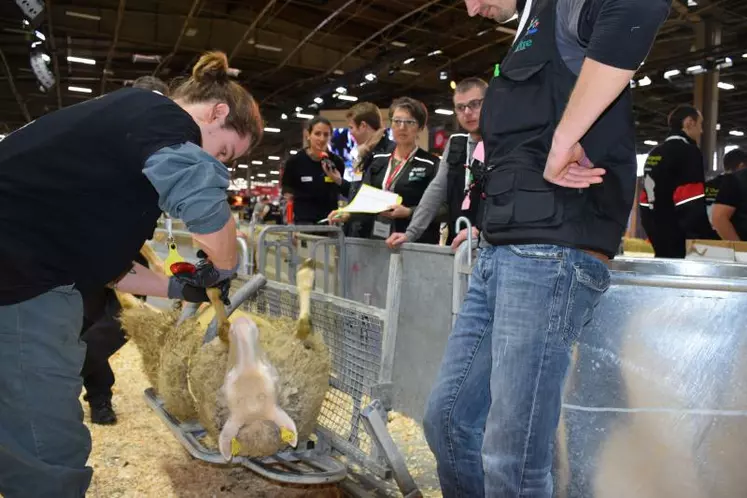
{"left": 445, "top": 134, "right": 486, "bottom": 243}
{"left": 479, "top": 0, "right": 637, "bottom": 258}
{"left": 0, "top": 88, "right": 202, "bottom": 304}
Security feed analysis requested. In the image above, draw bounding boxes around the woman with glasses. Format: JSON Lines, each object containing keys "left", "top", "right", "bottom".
{"left": 350, "top": 97, "right": 442, "bottom": 244}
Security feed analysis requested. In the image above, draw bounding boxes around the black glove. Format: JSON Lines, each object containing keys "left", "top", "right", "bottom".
{"left": 167, "top": 252, "right": 234, "bottom": 304}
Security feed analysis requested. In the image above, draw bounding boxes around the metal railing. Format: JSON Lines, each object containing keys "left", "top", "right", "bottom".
{"left": 151, "top": 228, "right": 250, "bottom": 276}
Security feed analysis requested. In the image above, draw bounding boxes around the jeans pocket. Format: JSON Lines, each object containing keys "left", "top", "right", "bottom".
{"left": 562, "top": 261, "right": 610, "bottom": 345}
{"left": 507, "top": 244, "right": 565, "bottom": 260}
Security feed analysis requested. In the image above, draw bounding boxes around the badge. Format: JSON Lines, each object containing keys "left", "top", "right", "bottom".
{"left": 301, "top": 176, "right": 313, "bottom": 183}
{"left": 372, "top": 218, "right": 392, "bottom": 239}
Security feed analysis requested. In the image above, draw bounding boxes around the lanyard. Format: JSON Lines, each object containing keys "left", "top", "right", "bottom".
{"left": 383, "top": 147, "right": 418, "bottom": 191}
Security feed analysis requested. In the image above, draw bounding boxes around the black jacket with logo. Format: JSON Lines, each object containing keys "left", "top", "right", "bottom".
{"left": 361, "top": 147, "right": 441, "bottom": 244}
{"left": 0, "top": 88, "right": 201, "bottom": 305}
{"left": 638, "top": 133, "right": 716, "bottom": 257}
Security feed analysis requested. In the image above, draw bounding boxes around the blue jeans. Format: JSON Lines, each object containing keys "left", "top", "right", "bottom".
{"left": 0, "top": 285, "right": 93, "bottom": 498}
{"left": 423, "top": 245, "right": 609, "bottom": 498}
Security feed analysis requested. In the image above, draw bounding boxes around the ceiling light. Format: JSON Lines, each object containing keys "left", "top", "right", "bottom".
{"left": 364, "top": 73, "right": 376, "bottom": 82}
{"left": 717, "top": 57, "right": 733, "bottom": 70}
{"left": 67, "top": 56, "right": 96, "bottom": 65}
{"left": 439, "top": 70, "right": 448, "bottom": 81}
{"left": 718, "top": 82, "right": 735, "bottom": 90}
{"left": 743, "top": 53, "right": 747, "bottom": 59}
{"left": 68, "top": 86, "right": 92, "bottom": 93}
{"left": 686, "top": 65, "right": 704, "bottom": 75}
{"left": 295, "top": 106, "right": 303, "bottom": 112}
{"left": 435, "top": 109, "right": 454, "bottom": 116}
{"left": 257, "top": 173, "right": 267, "bottom": 178}
{"left": 281, "top": 113, "right": 288, "bottom": 120}
{"left": 638, "top": 76, "right": 652, "bottom": 87}
{"left": 252, "top": 160, "right": 263, "bottom": 165}
{"left": 255, "top": 44, "right": 282, "bottom": 52}
{"left": 290, "top": 150, "right": 298, "bottom": 155}
{"left": 337, "top": 95, "right": 358, "bottom": 102}
{"left": 227, "top": 167, "right": 234, "bottom": 172}
{"left": 41, "top": 54, "right": 50, "bottom": 63}
{"left": 477, "top": 28, "right": 491, "bottom": 37}
{"left": 314, "top": 97, "right": 323, "bottom": 104}
{"left": 270, "top": 170, "right": 280, "bottom": 174}
{"left": 428, "top": 50, "right": 442, "bottom": 56}
{"left": 31, "top": 41, "right": 42, "bottom": 48}
{"left": 185, "top": 28, "right": 198, "bottom": 37}
{"left": 400, "top": 69, "right": 420, "bottom": 76}
{"left": 333, "top": 69, "right": 344, "bottom": 75}
{"left": 227, "top": 67, "right": 240, "bottom": 77}
{"left": 664, "top": 69, "right": 681, "bottom": 79}
{"left": 729, "top": 130, "right": 744, "bottom": 137}
{"left": 717, "top": 123, "right": 721, "bottom": 130}
{"left": 644, "top": 140, "right": 658, "bottom": 146}
{"left": 296, "top": 113, "right": 314, "bottom": 119}
{"left": 34, "top": 31, "right": 45, "bottom": 41}
{"left": 687, "top": 0, "right": 697, "bottom": 5}
{"left": 132, "top": 54, "right": 162, "bottom": 63}
{"left": 336, "top": 86, "right": 347, "bottom": 94}
{"left": 66, "top": 11, "right": 102, "bottom": 21}
{"left": 391, "top": 41, "right": 407, "bottom": 47}
{"left": 238, "top": 164, "right": 249, "bottom": 169}
{"left": 251, "top": 175, "right": 255, "bottom": 179}
{"left": 450, "top": 80, "right": 457, "bottom": 90}
{"left": 268, "top": 157, "right": 280, "bottom": 161}
{"left": 264, "top": 127, "right": 281, "bottom": 133}
{"left": 271, "top": 179, "right": 279, "bottom": 184}
{"left": 403, "top": 58, "right": 415, "bottom": 65}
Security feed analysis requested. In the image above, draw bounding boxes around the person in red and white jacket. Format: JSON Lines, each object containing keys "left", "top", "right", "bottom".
{"left": 639, "top": 105, "right": 717, "bottom": 258}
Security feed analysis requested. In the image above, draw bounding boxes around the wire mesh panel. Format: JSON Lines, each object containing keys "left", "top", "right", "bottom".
{"left": 241, "top": 279, "right": 387, "bottom": 467}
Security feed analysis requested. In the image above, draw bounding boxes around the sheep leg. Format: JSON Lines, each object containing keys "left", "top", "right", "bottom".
{"left": 203, "top": 274, "right": 269, "bottom": 344}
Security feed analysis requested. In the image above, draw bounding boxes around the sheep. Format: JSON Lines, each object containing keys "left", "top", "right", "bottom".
{"left": 118, "top": 262, "right": 331, "bottom": 460}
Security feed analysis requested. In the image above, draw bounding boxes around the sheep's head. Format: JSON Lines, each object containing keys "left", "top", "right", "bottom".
{"left": 218, "top": 316, "right": 298, "bottom": 461}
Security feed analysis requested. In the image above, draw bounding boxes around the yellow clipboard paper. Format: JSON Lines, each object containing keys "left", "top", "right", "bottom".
{"left": 336, "top": 184, "right": 403, "bottom": 215}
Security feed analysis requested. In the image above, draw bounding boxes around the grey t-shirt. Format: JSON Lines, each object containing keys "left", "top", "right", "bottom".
{"left": 143, "top": 141, "right": 232, "bottom": 235}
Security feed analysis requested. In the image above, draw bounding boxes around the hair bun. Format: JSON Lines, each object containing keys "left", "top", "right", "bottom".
{"left": 192, "top": 51, "right": 230, "bottom": 84}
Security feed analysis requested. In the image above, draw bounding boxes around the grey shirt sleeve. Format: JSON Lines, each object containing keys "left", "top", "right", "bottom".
{"left": 405, "top": 140, "right": 451, "bottom": 242}
{"left": 143, "top": 142, "right": 232, "bottom": 235}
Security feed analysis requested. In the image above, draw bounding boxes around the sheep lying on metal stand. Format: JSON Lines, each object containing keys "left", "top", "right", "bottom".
{"left": 118, "top": 261, "right": 331, "bottom": 460}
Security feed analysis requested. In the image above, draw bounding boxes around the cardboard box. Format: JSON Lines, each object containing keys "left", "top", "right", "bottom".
{"left": 686, "top": 239, "right": 747, "bottom": 263}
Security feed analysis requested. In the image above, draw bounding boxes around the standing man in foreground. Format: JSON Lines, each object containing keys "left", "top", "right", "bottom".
{"left": 386, "top": 77, "right": 487, "bottom": 250}
{"left": 423, "top": 1, "right": 670, "bottom": 497}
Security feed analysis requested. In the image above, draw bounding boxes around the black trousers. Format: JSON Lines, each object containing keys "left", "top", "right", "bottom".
{"left": 639, "top": 207, "right": 686, "bottom": 259}
{"left": 80, "top": 287, "right": 127, "bottom": 404}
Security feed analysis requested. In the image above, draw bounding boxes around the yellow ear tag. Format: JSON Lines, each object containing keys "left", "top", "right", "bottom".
{"left": 280, "top": 427, "right": 296, "bottom": 445}
{"left": 231, "top": 437, "right": 241, "bottom": 457}
{"left": 163, "top": 242, "right": 184, "bottom": 276}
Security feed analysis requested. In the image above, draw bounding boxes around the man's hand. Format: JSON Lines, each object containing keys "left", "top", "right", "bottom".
{"left": 451, "top": 227, "right": 480, "bottom": 252}
{"left": 543, "top": 137, "right": 606, "bottom": 189}
{"left": 327, "top": 210, "right": 350, "bottom": 224}
{"left": 379, "top": 205, "right": 412, "bottom": 219}
{"left": 386, "top": 232, "right": 409, "bottom": 249}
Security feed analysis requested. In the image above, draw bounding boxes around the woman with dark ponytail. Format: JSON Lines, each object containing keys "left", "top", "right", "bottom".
{"left": 0, "top": 51, "right": 262, "bottom": 497}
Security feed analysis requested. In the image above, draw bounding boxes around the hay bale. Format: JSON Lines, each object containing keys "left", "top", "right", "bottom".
{"left": 120, "top": 302, "right": 331, "bottom": 459}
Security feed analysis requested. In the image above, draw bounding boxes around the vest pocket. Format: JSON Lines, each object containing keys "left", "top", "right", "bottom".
{"left": 482, "top": 167, "right": 563, "bottom": 235}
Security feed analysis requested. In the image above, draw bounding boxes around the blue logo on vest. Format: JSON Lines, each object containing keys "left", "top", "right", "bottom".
{"left": 515, "top": 17, "right": 540, "bottom": 52}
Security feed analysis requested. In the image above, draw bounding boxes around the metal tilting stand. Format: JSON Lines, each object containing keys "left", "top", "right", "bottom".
{"left": 142, "top": 275, "right": 348, "bottom": 485}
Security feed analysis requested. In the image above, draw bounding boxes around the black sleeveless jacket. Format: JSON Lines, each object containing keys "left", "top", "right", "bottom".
{"left": 0, "top": 88, "right": 202, "bottom": 304}
{"left": 479, "top": 0, "right": 637, "bottom": 258}
{"left": 445, "top": 134, "right": 487, "bottom": 243}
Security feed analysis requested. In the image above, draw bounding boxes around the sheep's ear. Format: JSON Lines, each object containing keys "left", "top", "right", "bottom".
{"left": 271, "top": 406, "right": 298, "bottom": 448}
{"left": 218, "top": 416, "right": 242, "bottom": 461}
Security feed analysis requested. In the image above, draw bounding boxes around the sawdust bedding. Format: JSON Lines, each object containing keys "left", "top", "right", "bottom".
{"left": 82, "top": 333, "right": 442, "bottom": 498}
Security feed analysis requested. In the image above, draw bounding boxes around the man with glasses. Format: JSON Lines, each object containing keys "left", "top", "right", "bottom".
{"left": 386, "top": 77, "right": 487, "bottom": 249}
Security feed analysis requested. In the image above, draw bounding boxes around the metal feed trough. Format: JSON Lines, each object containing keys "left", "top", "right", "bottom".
{"left": 143, "top": 227, "right": 422, "bottom": 497}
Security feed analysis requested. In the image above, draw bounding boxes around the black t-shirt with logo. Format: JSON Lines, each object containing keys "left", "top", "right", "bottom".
{"left": 714, "top": 170, "right": 747, "bottom": 240}
{"left": 281, "top": 149, "right": 347, "bottom": 224}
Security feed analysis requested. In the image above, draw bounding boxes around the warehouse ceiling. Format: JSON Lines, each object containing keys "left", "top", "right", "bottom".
{"left": 1, "top": 0, "right": 747, "bottom": 179}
